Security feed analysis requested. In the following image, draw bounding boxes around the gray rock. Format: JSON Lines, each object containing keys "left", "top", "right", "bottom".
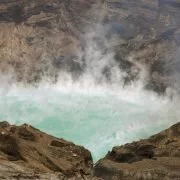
{"left": 0, "top": 0, "right": 179, "bottom": 94}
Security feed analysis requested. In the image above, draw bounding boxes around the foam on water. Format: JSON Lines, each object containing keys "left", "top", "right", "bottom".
{"left": 0, "top": 79, "right": 179, "bottom": 161}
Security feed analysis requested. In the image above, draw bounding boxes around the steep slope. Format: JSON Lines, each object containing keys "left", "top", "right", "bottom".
{"left": 0, "top": 121, "right": 94, "bottom": 179}
{"left": 94, "top": 122, "right": 180, "bottom": 180}
{"left": 0, "top": 0, "right": 179, "bottom": 93}
{"left": 0, "top": 121, "right": 180, "bottom": 179}
{"left": 0, "top": 0, "right": 97, "bottom": 83}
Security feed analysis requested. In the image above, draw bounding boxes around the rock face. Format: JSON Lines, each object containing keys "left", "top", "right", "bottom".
{"left": 0, "top": 0, "right": 96, "bottom": 83}
{"left": 94, "top": 122, "right": 180, "bottom": 180}
{"left": 0, "top": 121, "right": 94, "bottom": 179}
{"left": 0, "top": 121, "right": 180, "bottom": 179}
{"left": 0, "top": 0, "right": 180, "bottom": 93}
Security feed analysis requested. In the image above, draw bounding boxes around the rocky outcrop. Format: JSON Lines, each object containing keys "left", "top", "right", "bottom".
{"left": 0, "top": 121, "right": 94, "bottom": 179}
{"left": 94, "top": 122, "right": 180, "bottom": 180}
{"left": 0, "top": 121, "right": 180, "bottom": 179}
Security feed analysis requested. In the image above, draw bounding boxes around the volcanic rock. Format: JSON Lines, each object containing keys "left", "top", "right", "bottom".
{"left": 0, "top": 0, "right": 180, "bottom": 93}
{"left": 94, "top": 122, "right": 180, "bottom": 180}
{"left": 0, "top": 121, "right": 94, "bottom": 179}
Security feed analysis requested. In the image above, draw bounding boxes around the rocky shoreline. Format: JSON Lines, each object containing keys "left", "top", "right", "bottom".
{"left": 0, "top": 121, "right": 179, "bottom": 179}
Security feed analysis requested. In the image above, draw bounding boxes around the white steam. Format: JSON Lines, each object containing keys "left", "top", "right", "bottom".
{"left": 0, "top": 11, "right": 179, "bottom": 161}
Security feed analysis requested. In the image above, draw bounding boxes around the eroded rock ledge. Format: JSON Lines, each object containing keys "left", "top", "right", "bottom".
{"left": 94, "top": 122, "right": 180, "bottom": 180}
{"left": 0, "top": 121, "right": 95, "bottom": 180}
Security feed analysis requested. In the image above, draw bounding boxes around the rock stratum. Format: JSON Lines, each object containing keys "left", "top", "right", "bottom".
{"left": 0, "top": 121, "right": 180, "bottom": 179}
{"left": 0, "top": 0, "right": 180, "bottom": 94}
{"left": 94, "top": 122, "right": 180, "bottom": 180}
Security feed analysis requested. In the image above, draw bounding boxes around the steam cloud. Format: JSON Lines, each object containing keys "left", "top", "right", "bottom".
{"left": 0, "top": 1, "right": 179, "bottom": 160}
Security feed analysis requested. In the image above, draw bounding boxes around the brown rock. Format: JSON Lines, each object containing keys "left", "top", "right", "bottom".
{"left": 94, "top": 122, "right": 180, "bottom": 180}
{"left": 50, "top": 139, "right": 73, "bottom": 147}
{"left": 18, "top": 125, "right": 36, "bottom": 141}
{"left": 0, "top": 121, "right": 94, "bottom": 179}
{"left": 0, "top": 0, "right": 179, "bottom": 94}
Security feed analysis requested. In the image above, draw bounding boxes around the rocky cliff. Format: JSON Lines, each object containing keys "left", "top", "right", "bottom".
{"left": 0, "top": 0, "right": 97, "bottom": 83}
{"left": 0, "top": 0, "right": 180, "bottom": 94}
{"left": 0, "top": 121, "right": 180, "bottom": 179}
{"left": 94, "top": 122, "right": 180, "bottom": 180}
{"left": 0, "top": 121, "right": 95, "bottom": 179}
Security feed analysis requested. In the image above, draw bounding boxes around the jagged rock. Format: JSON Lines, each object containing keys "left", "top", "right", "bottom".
{"left": 0, "top": 122, "right": 94, "bottom": 179}
{"left": 94, "top": 122, "right": 180, "bottom": 180}
{"left": 0, "top": 122, "right": 180, "bottom": 179}
{"left": 18, "top": 125, "right": 36, "bottom": 141}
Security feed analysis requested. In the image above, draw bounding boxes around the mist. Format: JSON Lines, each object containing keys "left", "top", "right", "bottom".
{"left": 0, "top": 0, "right": 180, "bottom": 161}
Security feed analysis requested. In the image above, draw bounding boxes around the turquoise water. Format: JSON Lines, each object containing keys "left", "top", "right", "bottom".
{"left": 0, "top": 84, "right": 179, "bottom": 161}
